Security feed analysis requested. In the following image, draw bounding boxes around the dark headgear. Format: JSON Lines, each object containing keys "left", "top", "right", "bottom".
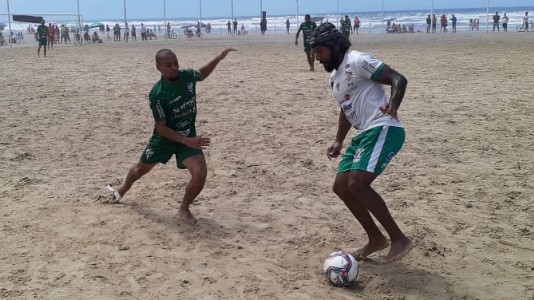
{"left": 309, "top": 22, "right": 345, "bottom": 49}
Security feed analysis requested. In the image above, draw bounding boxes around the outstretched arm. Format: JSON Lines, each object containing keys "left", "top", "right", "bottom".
{"left": 199, "top": 48, "right": 237, "bottom": 81}
{"left": 295, "top": 27, "right": 301, "bottom": 45}
{"left": 373, "top": 64, "right": 407, "bottom": 120}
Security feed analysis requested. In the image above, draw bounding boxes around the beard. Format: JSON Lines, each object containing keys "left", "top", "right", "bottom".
{"left": 322, "top": 61, "right": 336, "bottom": 72}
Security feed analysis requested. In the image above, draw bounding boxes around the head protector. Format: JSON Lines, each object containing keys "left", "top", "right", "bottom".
{"left": 309, "top": 22, "right": 351, "bottom": 71}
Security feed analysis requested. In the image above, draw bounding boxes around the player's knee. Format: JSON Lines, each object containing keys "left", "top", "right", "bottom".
{"left": 347, "top": 178, "right": 368, "bottom": 196}
{"left": 190, "top": 165, "right": 207, "bottom": 182}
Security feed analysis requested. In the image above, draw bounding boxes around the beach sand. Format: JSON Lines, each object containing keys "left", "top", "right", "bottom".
{"left": 1, "top": 32, "right": 533, "bottom": 299}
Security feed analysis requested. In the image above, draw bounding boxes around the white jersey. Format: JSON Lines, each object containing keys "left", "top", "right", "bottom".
{"left": 329, "top": 50, "right": 402, "bottom": 132}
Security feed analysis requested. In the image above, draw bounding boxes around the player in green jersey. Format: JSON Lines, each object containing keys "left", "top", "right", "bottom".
{"left": 295, "top": 14, "right": 317, "bottom": 71}
{"left": 109, "top": 48, "right": 236, "bottom": 225}
{"left": 36, "top": 20, "right": 48, "bottom": 57}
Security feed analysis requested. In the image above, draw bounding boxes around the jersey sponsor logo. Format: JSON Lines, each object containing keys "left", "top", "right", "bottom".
{"left": 177, "top": 120, "right": 191, "bottom": 128}
{"left": 361, "top": 60, "right": 376, "bottom": 74}
{"left": 155, "top": 100, "right": 166, "bottom": 119}
{"left": 179, "top": 99, "right": 195, "bottom": 110}
{"left": 336, "top": 82, "right": 340, "bottom": 91}
{"left": 176, "top": 129, "right": 191, "bottom": 137}
{"left": 174, "top": 107, "right": 196, "bottom": 119}
{"left": 352, "top": 147, "right": 364, "bottom": 163}
{"left": 344, "top": 68, "right": 354, "bottom": 81}
{"left": 169, "top": 96, "right": 182, "bottom": 105}
{"left": 341, "top": 98, "right": 352, "bottom": 112}
{"left": 144, "top": 148, "right": 154, "bottom": 159}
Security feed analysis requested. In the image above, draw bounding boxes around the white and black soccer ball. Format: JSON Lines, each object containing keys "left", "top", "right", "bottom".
{"left": 323, "top": 250, "right": 359, "bottom": 286}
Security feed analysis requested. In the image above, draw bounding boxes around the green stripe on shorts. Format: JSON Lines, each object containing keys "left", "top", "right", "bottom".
{"left": 337, "top": 126, "right": 405, "bottom": 175}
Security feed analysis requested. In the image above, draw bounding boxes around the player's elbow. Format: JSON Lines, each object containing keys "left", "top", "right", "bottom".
{"left": 393, "top": 73, "right": 408, "bottom": 89}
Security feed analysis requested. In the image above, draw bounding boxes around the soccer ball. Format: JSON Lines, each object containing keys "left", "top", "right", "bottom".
{"left": 323, "top": 250, "right": 359, "bottom": 286}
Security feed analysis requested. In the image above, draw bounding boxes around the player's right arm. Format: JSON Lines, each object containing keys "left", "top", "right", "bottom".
{"left": 295, "top": 25, "right": 302, "bottom": 45}
{"left": 327, "top": 111, "right": 351, "bottom": 159}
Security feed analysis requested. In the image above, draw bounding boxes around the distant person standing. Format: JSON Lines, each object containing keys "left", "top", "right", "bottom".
{"left": 492, "top": 12, "right": 500, "bottom": 32}
{"left": 260, "top": 18, "right": 267, "bottom": 35}
{"left": 432, "top": 14, "right": 437, "bottom": 33}
{"left": 353, "top": 16, "right": 361, "bottom": 35}
{"left": 523, "top": 12, "right": 529, "bottom": 31}
{"left": 450, "top": 14, "right": 457, "bottom": 33}
{"left": 131, "top": 24, "right": 137, "bottom": 41}
{"left": 124, "top": 23, "right": 130, "bottom": 42}
{"left": 37, "top": 20, "right": 48, "bottom": 57}
{"left": 295, "top": 14, "right": 317, "bottom": 71}
{"left": 47, "top": 23, "right": 55, "bottom": 50}
{"left": 141, "top": 23, "right": 147, "bottom": 41}
{"left": 233, "top": 19, "right": 238, "bottom": 36}
{"left": 426, "top": 15, "right": 431, "bottom": 33}
{"left": 286, "top": 18, "right": 290, "bottom": 34}
{"left": 106, "top": 24, "right": 111, "bottom": 40}
{"left": 440, "top": 14, "right": 447, "bottom": 32}
{"left": 227, "top": 20, "right": 232, "bottom": 36}
{"left": 341, "top": 15, "right": 351, "bottom": 38}
{"left": 502, "top": 13, "right": 509, "bottom": 32}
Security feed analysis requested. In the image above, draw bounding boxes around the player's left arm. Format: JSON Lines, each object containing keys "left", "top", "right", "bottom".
{"left": 373, "top": 64, "right": 407, "bottom": 120}
{"left": 198, "top": 48, "right": 237, "bottom": 81}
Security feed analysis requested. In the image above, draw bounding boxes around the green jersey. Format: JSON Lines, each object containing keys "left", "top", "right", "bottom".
{"left": 37, "top": 24, "right": 48, "bottom": 39}
{"left": 298, "top": 21, "right": 317, "bottom": 47}
{"left": 148, "top": 69, "right": 201, "bottom": 140}
{"left": 341, "top": 19, "right": 351, "bottom": 37}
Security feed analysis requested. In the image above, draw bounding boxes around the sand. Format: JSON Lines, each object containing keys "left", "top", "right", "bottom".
{"left": 0, "top": 32, "right": 533, "bottom": 300}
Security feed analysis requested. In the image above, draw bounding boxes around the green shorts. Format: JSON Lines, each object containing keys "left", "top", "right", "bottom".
{"left": 338, "top": 126, "right": 405, "bottom": 175}
{"left": 140, "top": 135, "right": 203, "bottom": 169}
{"left": 39, "top": 37, "right": 47, "bottom": 46}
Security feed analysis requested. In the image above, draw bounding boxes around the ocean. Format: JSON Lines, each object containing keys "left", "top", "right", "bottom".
{"left": 2, "top": 6, "right": 533, "bottom": 35}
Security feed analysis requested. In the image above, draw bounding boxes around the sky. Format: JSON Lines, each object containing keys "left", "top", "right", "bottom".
{"left": 1, "top": 0, "right": 533, "bottom": 21}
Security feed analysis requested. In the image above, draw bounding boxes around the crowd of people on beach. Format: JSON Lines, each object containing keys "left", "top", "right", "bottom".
{"left": 2, "top": 9, "right": 532, "bottom": 51}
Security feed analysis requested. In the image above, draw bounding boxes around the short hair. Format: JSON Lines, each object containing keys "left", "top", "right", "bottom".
{"left": 155, "top": 49, "right": 175, "bottom": 64}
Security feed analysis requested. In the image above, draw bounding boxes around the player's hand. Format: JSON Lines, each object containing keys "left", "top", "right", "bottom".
{"left": 185, "top": 136, "right": 211, "bottom": 149}
{"left": 219, "top": 48, "right": 237, "bottom": 60}
{"left": 294, "top": 40, "right": 298, "bottom": 46}
{"left": 379, "top": 104, "right": 399, "bottom": 121}
{"left": 326, "top": 141, "right": 343, "bottom": 160}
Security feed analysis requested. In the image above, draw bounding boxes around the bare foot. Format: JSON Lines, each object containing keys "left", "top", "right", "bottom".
{"left": 178, "top": 207, "right": 198, "bottom": 225}
{"left": 379, "top": 238, "right": 414, "bottom": 264}
{"left": 353, "top": 237, "right": 390, "bottom": 260}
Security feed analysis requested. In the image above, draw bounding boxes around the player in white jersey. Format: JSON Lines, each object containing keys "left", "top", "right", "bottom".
{"left": 310, "top": 22, "right": 413, "bottom": 264}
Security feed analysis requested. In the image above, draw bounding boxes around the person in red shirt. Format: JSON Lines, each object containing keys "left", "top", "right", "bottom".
{"left": 47, "top": 23, "right": 55, "bottom": 50}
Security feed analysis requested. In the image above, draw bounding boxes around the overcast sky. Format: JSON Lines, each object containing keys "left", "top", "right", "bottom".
{"left": 3, "top": 0, "right": 533, "bottom": 20}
